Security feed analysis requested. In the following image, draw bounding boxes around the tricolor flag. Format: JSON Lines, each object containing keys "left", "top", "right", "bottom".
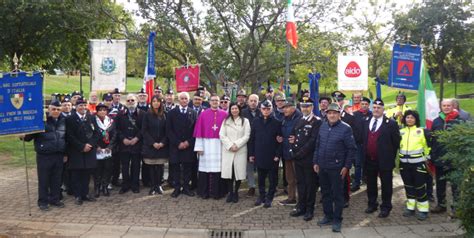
{"left": 143, "top": 32, "right": 156, "bottom": 103}
{"left": 417, "top": 60, "right": 440, "bottom": 129}
{"left": 286, "top": 0, "right": 298, "bottom": 49}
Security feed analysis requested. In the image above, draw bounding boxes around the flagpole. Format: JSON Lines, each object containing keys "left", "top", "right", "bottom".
{"left": 285, "top": 42, "right": 290, "bottom": 97}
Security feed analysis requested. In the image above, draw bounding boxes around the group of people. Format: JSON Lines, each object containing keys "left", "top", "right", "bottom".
{"left": 22, "top": 84, "right": 470, "bottom": 233}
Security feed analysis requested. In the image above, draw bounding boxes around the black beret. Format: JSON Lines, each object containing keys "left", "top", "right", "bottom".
{"left": 75, "top": 97, "right": 87, "bottom": 105}
{"left": 318, "top": 96, "right": 331, "bottom": 103}
{"left": 50, "top": 101, "right": 61, "bottom": 107}
{"left": 260, "top": 100, "right": 273, "bottom": 108}
{"left": 138, "top": 88, "right": 146, "bottom": 94}
{"left": 331, "top": 91, "right": 346, "bottom": 101}
{"left": 96, "top": 102, "right": 108, "bottom": 110}
{"left": 112, "top": 88, "right": 120, "bottom": 94}
{"left": 102, "top": 93, "right": 113, "bottom": 101}
{"left": 61, "top": 96, "right": 71, "bottom": 103}
{"left": 221, "top": 95, "right": 230, "bottom": 101}
{"left": 71, "top": 91, "right": 81, "bottom": 97}
{"left": 373, "top": 98, "right": 384, "bottom": 106}
{"left": 362, "top": 97, "right": 371, "bottom": 103}
{"left": 166, "top": 89, "right": 174, "bottom": 94}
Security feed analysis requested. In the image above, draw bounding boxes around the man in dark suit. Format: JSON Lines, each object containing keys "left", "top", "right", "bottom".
{"left": 351, "top": 97, "right": 372, "bottom": 192}
{"left": 166, "top": 92, "right": 198, "bottom": 197}
{"left": 66, "top": 97, "right": 100, "bottom": 205}
{"left": 241, "top": 94, "right": 261, "bottom": 197}
{"left": 362, "top": 98, "right": 401, "bottom": 218}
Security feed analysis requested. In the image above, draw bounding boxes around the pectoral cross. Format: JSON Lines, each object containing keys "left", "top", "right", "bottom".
{"left": 212, "top": 124, "right": 218, "bottom": 131}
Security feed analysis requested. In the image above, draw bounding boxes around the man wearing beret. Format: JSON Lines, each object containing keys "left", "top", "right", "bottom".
{"left": 318, "top": 96, "right": 331, "bottom": 119}
{"left": 22, "top": 101, "right": 67, "bottom": 211}
{"left": 137, "top": 88, "right": 150, "bottom": 112}
{"left": 362, "top": 98, "right": 401, "bottom": 218}
{"left": 164, "top": 89, "right": 177, "bottom": 113}
{"left": 314, "top": 103, "right": 357, "bottom": 232}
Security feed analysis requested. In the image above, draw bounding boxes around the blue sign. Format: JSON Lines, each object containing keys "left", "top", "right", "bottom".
{"left": 388, "top": 43, "right": 422, "bottom": 90}
{"left": 0, "top": 72, "right": 44, "bottom": 136}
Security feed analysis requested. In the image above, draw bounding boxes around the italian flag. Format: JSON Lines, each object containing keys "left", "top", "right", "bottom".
{"left": 417, "top": 60, "right": 440, "bottom": 129}
{"left": 286, "top": 0, "right": 298, "bottom": 49}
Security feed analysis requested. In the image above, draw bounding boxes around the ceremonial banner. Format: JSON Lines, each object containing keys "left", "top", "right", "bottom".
{"left": 337, "top": 53, "right": 368, "bottom": 91}
{"left": 0, "top": 72, "right": 44, "bottom": 136}
{"left": 308, "top": 72, "right": 320, "bottom": 116}
{"left": 90, "top": 39, "right": 127, "bottom": 92}
{"left": 388, "top": 43, "right": 422, "bottom": 90}
{"left": 143, "top": 32, "right": 156, "bottom": 103}
{"left": 175, "top": 65, "right": 200, "bottom": 92}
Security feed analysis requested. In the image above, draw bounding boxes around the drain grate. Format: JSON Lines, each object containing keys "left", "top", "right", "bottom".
{"left": 209, "top": 230, "right": 243, "bottom": 238}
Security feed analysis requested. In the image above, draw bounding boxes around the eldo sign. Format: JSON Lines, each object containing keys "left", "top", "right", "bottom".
{"left": 337, "top": 53, "right": 368, "bottom": 91}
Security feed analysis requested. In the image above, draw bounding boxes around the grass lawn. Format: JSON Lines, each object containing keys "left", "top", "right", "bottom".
{"left": 1, "top": 74, "right": 473, "bottom": 167}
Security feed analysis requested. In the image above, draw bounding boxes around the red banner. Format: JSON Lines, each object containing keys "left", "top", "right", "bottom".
{"left": 175, "top": 65, "right": 200, "bottom": 92}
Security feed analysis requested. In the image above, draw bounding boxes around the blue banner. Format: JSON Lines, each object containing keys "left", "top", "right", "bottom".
{"left": 0, "top": 72, "right": 44, "bottom": 136}
{"left": 146, "top": 32, "right": 156, "bottom": 77}
{"left": 308, "top": 72, "right": 320, "bottom": 116}
{"left": 388, "top": 43, "right": 422, "bottom": 90}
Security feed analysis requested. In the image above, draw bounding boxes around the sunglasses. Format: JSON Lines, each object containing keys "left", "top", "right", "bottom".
{"left": 261, "top": 108, "right": 271, "bottom": 110}
{"left": 51, "top": 108, "right": 61, "bottom": 111}
{"left": 220, "top": 101, "right": 229, "bottom": 104}
{"left": 127, "top": 99, "right": 135, "bottom": 102}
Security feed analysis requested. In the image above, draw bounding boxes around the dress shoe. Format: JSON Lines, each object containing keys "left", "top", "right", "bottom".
{"left": 303, "top": 212, "right": 314, "bottom": 221}
{"left": 254, "top": 197, "right": 264, "bottom": 206}
{"left": 132, "top": 188, "right": 140, "bottom": 193}
{"left": 83, "top": 196, "right": 96, "bottom": 202}
{"left": 232, "top": 192, "right": 239, "bottom": 203}
{"left": 39, "top": 204, "right": 49, "bottom": 211}
{"left": 350, "top": 185, "right": 360, "bottom": 192}
{"left": 430, "top": 205, "right": 447, "bottom": 213}
{"left": 246, "top": 187, "right": 255, "bottom": 197}
{"left": 290, "top": 208, "right": 306, "bottom": 217}
{"left": 403, "top": 209, "right": 415, "bottom": 217}
{"left": 332, "top": 222, "right": 342, "bottom": 232}
{"left": 182, "top": 189, "right": 195, "bottom": 197}
{"left": 263, "top": 200, "right": 272, "bottom": 208}
{"left": 75, "top": 197, "right": 83, "bottom": 205}
{"left": 156, "top": 186, "right": 164, "bottom": 194}
{"left": 279, "top": 199, "right": 297, "bottom": 206}
{"left": 171, "top": 189, "right": 181, "bottom": 198}
{"left": 416, "top": 212, "right": 428, "bottom": 221}
{"left": 103, "top": 187, "right": 110, "bottom": 197}
{"left": 365, "top": 206, "right": 378, "bottom": 214}
{"left": 149, "top": 188, "right": 157, "bottom": 195}
{"left": 119, "top": 188, "right": 129, "bottom": 194}
{"left": 378, "top": 210, "right": 390, "bottom": 218}
{"left": 226, "top": 193, "right": 233, "bottom": 203}
{"left": 344, "top": 201, "right": 349, "bottom": 208}
{"left": 49, "top": 201, "right": 65, "bottom": 208}
{"left": 317, "top": 216, "right": 333, "bottom": 226}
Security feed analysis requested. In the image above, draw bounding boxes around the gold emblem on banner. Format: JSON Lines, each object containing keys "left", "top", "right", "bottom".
{"left": 10, "top": 93, "right": 24, "bottom": 109}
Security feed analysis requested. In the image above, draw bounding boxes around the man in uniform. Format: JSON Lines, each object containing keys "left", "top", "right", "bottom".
{"left": 249, "top": 100, "right": 282, "bottom": 208}
{"left": 164, "top": 89, "right": 176, "bottom": 113}
{"left": 23, "top": 101, "right": 67, "bottom": 211}
{"left": 154, "top": 86, "right": 163, "bottom": 98}
{"left": 190, "top": 91, "right": 206, "bottom": 116}
{"left": 66, "top": 97, "right": 99, "bottom": 205}
{"left": 318, "top": 96, "right": 331, "bottom": 119}
{"left": 385, "top": 92, "right": 411, "bottom": 127}
{"left": 136, "top": 88, "right": 150, "bottom": 187}
{"left": 236, "top": 89, "right": 248, "bottom": 109}
{"left": 289, "top": 97, "right": 322, "bottom": 221}
{"left": 314, "top": 103, "right": 356, "bottom": 232}
{"left": 61, "top": 96, "right": 73, "bottom": 118}
{"left": 362, "top": 98, "right": 401, "bottom": 218}
{"left": 242, "top": 94, "right": 261, "bottom": 197}
{"left": 166, "top": 92, "right": 198, "bottom": 198}
{"left": 219, "top": 94, "right": 231, "bottom": 112}
{"left": 70, "top": 91, "right": 82, "bottom": 107}
{"left": 111, "top": 88, "right": 125, "bottom": 112}
{"left": 137, "top": 88, "right": 150, "bottom": 112}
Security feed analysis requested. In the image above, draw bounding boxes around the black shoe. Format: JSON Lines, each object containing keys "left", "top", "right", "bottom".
{"left": 378, "top": 210, "right": 390, "bottom": 218}
{"left": 290, "top": 208, "right": 306, "bottom": 217}
{"left": 303, "top": 212, "right": 314, "bottom": 221}
{"left": 332, "top": 222, "right": 342, "bottom": 232}
{"left": 49, "top": 201, "right": 65, "bottom": 208}
{"left": 182, "top": 189, "right": 195, "bottom": 197}
{"left": 365, "top": 206, "right": 378, "bottom": 214}
{"left": 119, "top": 188, "right": 129, "bottom": 194}
{"left": 94, "top": 188, "right": 100, "bottom": 198}
{"left": 103, "top": 187, "right": 110, "bottom": 197}
{"left": 232, "top": 192, "right": 239, "bottom": 203}
{"left": 403, "top": 209, "right": 415, "bottom": 217}
{"left": 430, "top": 205, "right": 447, "bottom": 213}
{"left": 246, "top": 187, "right": 256, "bottom": 197}
{"left": 344, "top": 201, "right": 349, "bottom": 208}
{"left": 83, "top": 196, "right": 96, "bottom": 202}
{"left": 255, "top": 197, "right": 264, "bottom": 206}
{"left": 156, "top": 186, "right": 164, "bottom": 195}
{"left": 75, "top": 197, "right": 83, "bottom": 205}
{"left": 279, "top": 199, "right": 297, "bottom": 206}
{"left": 149, "top": 188, "right": 156, "bottom": 195}
{"left": 226, "top": 193, "right": 233, "bottom": 203}
{"left": 428, "top": 195, "right": 435, "bottom": 202}
{"left": 317, "top": 216, "right": 333, "bottom": 226}
{"left": 132, "top": 188, "right": 140, "bottom": 193}
{"left": 39, "top": 204, "right": 49, "bottom": 211}
{"left": 263, "top": 200, "right": 272, "bottom": 208}
{"left": 350, "top": 185, "right": 360, "bottom": 192}
{"left": 171, "top": 189, "right": 181, "bottom": 198}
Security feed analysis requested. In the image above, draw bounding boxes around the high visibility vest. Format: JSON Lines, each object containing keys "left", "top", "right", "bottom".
{"left": 399, "top": 126, "right": 430, "bottom": 163}
{"left": 386, "top": 104, "right": 411, "bottom": 126}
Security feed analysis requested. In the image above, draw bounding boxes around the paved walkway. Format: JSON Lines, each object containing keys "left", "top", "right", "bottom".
{"left": 0, "top": 161, "right": 465, "bottom": 237}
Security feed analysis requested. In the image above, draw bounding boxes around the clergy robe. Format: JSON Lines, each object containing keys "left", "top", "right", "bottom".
{"left": 193, "top": 108, "right": 228, "bottom": 198}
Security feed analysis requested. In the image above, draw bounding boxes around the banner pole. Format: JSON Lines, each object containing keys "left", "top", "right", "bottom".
{"left": 22, "top": 139, "right": 32, "bottom": 216}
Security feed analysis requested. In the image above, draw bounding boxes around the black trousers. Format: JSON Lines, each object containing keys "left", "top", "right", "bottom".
{"left": 141, "top": 157, "right": 151, "bottom": 186}
{"left": 257, "top": 165, "right": 278, "bottom": 201}
{"left": 111, "top": 152, "right": 121, "bottom": 185}
{"left": 71, "top": 169, "right": 93, "bottom": 199}
{"left": 190, "top": 159, "right": 198, "bottom": 189}
{"left": 198, "top": 172, "right": 225, "bottom": 199}
{"left": 149, "top": 164, "right": 164, "bottom": 189}
{"left": 169, "top": 162, "right": 193, "bottom": 191}
{"left": 294, "top": 160, "right": 319, "bottom": 213}
{"left": 435, "top": 165, "right": 459, "bottom": 208}
{"left": 366, "top": 160, "right": 393, "bottom": 212}
{"left": 62, "top": 161, "right": 73, "bottom": 194}
{"left": 37, "top": 154, "right": 63, "bottom": 206}
{"left": 94, "top": 158, "right": 112, "bottom": 186}
{"left": 319, "top": 168, "right": 344, "bottom": 222}
{"left": 120, "top": 152, "right": 141, "bottom": 190}
{"left": 400, "top": 162, "right": 429, "bottom": 203}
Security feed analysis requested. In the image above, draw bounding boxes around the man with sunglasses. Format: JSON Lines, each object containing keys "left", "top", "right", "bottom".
{"left": 22, "top": 101, "right": 67, "bottom": 211}
{"left": 219, "top": 95, "right": 231, "bottom": 112}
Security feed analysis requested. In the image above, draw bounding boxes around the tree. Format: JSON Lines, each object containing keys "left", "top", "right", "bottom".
{"left": 393, "top": 1, "right": 472, "bottom": 101}
{"left": 0, "top": 1, "right": 132, "bottom": 72}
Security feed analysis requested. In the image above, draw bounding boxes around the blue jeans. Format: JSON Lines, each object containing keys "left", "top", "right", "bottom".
{"left": 353, "top": 144, "right": 364, "bottom": 187}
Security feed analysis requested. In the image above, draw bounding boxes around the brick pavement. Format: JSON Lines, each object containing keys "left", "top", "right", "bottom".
{"left": 0, "top": 162, "right": 464, "bottom": 237}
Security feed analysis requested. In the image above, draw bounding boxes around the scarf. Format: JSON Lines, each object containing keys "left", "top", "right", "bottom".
{"left": 439, "top": 110, "right": 459, "bottom": 123}
{"left": 96, "top": 116, "right": 113, "bottom": 144}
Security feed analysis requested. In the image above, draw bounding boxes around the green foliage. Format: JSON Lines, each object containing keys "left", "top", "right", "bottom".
{"left": 437, "top": 122, "right": 474, "bottom": 235}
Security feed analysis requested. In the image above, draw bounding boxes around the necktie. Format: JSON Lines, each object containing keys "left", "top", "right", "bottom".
{"left": 181, "top": 108, "right": 186, "bottom": 114}
{"left": 371, "top": 119, "right": 377, "bottom": 132}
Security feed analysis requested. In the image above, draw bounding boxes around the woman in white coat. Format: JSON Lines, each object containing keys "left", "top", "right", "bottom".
{"left": 220, "top": 103, "right": 251, "bottom": 203}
